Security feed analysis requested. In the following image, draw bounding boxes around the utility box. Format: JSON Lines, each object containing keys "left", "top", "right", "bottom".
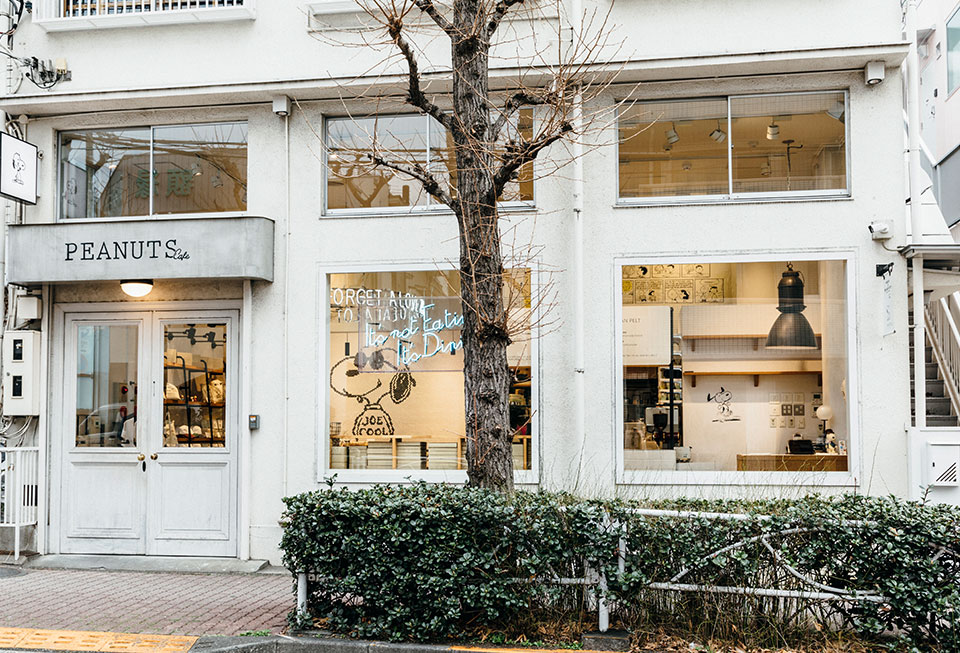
{"left": 927, "top": 443, "right": 960, "bottom": 487}
{"left": 16, "top": 295, "right": 41, "bottom": 321}
{"left": 3, "top": 330, "right": 41, "bottom": 416}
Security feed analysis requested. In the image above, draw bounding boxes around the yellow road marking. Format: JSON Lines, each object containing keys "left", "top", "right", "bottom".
{"left": 450, "top": 648, "right": 579, "bottom": 653}
{"left": 0, "top": 628, "right": 197, "bottom": 652}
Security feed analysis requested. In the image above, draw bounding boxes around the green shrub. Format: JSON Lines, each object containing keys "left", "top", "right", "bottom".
{"left": 280, "top": 486, "right": 959, "bottom": 649}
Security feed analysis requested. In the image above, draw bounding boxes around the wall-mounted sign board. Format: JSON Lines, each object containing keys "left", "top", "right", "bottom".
{"left": 622, "top": 305, "right": 672, "bottom": 366}
{"left": 6, "top": 216, "right": 275, "bottom": 285}
{"left": 0, "top": 132, "right": 38, "bottom": 205}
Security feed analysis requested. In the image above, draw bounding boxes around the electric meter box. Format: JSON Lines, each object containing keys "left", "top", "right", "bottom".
{"left": 927, "top": 443, "right": 960, "bottom": 487}
{"left": 3, "top": 330, "right": 41, "bottom": 416}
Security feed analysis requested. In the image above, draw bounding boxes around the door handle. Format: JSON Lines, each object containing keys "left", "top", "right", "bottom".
{"left": 136, "top": 454, "right": 145, "bottom": 461}
{"left": 137, "top": 453, "right": 145, "bottom": 472}
{"left": 150, "top": 453, "right": 158, "bottom": 460}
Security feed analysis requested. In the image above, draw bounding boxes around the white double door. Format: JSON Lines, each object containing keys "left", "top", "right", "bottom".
{"left": 60, "top": 310, "right": 239, "bottom": 557}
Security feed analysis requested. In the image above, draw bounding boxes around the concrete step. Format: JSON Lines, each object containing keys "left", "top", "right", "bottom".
{"left": 911, "top": 379, "right": 945, "bottom": 397}
{"left": 923, "top": 414, "right": 960, "bottom": 427}
{"left": 923, "top": 397, "right": 953, "bottom": 415}
{"left": 909, "top": 362, "right": 942, "bottom": 379}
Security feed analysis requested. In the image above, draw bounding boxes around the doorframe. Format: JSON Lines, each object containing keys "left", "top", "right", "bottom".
{"left": 49, "top": 299, "right": 245, "bottom": 557}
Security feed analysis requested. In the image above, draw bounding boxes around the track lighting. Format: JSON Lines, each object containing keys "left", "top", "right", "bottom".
{"left": 766, "top": 119, "right": 780, "bottom": 140}
{"left": 665, "top": 123, "right": 679, "bottom": 145}
{"left": 709, "top": 120, "right": 726, "bottom": 143}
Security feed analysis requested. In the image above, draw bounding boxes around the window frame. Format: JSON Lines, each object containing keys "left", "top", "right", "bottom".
{"left": 949, "top": 4, "right": 960, "bottom": 96}
{"left": 317, "top": 260, "right": 540, "bottom": 485}
{"left": 56, "top": 120, "right": 249, "bottom": 223}
{"left": 321, "top": 112, "right": 537, "bottom": 217}
{"left": 613, "top": 249, "right": 860, "bottom": 487}
{"left": 615, "top": 90, "right": 851, "bottom": 206}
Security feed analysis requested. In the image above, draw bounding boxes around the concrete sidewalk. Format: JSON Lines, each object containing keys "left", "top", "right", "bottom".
{"left": 0, "top": 566, "right": 292, "bottom": 636}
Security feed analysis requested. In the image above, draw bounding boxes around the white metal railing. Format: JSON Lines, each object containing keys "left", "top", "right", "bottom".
{"left": 59, "top": 0, "right": 244, "bottom": 17}
{"left": 924, "top": 293, "right": 960, "bottom": 422}
{"left": 0, "top": 446, "right": 39, "bottom": 561}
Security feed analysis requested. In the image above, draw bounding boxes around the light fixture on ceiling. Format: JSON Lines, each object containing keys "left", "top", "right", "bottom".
{"left": 766, "top": 119, "right": 780, "bottom": 140}
{"left": 709, "top": 120, "right": 726, "bottom": 143}
{"left": 826, "top": 100, "right": 845, "bottom": 122}
{"left": 665, "top": 123, "right": 680, "bottom": 145}
{"left": 120, "top": 279, "right": 153, "bottom": 297}
{"left": 765, "top": 263, "right": 818, "bottom": 349}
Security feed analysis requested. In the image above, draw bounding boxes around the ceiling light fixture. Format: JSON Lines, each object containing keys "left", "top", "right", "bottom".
{"left": 826, "top": 100, "right": 845, "bottom": 122}
{"left": 120, "top": 279, "right": 153, "bottom": 298}
{"left": 709, "top": 120, "right": 726, "bottom": 143}
{"left": 766, "top": 119, "right": 780, "bottom": 140}
{"left": 765, "top": 263, "right": 818, "bottom": 349}
{"left": 665, "top": 123, "right": 680, "bottom": 145}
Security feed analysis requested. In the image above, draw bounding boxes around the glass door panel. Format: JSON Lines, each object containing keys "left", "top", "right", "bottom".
{"left": 161, "top": 323, "right": 227, "bottom": 448}
{"left": 74, "top": 324, "right": 139, "bottom": 448}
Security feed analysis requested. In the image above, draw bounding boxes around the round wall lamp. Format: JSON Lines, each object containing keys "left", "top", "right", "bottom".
{"left": 120, "top": 279, "right": 153, "bottom": 297}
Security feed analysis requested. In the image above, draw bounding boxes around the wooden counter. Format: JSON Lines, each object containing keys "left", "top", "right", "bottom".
{"left": 737, "top": 454, "right": 847, "bottom": 472}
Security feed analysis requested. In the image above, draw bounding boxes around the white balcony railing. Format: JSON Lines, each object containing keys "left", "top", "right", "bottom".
{"left": 0, "top": 446, "right": 39, "bottom": 561}
{"left": 36, "top": 0, "right": 255, "bottom": 30}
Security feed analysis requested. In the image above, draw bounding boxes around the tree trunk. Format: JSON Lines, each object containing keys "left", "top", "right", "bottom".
{"left": 452, "top": 0, "right": 513, "bottom": 493}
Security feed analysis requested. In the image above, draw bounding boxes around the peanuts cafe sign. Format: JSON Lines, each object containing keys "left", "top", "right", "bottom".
{"left": 6, "top": 216, "right": 275, "bottom": 285}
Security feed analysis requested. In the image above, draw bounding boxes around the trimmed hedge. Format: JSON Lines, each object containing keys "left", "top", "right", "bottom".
{"left": 281, "top": 485, "right": 960, "bottom": 649}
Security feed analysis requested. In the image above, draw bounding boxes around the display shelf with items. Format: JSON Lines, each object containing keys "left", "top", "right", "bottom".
{"left": 161, "top": 324, "right": 227, "bottom": 448}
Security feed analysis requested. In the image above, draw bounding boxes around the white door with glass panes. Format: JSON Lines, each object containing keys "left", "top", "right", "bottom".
{"left": 60, "top": 311, "right": 239, "bottom": 556}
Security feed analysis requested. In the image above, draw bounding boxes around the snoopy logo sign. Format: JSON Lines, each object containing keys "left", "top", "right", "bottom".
{"left": 0, "top": 132, "right": 38, "bottom": 205}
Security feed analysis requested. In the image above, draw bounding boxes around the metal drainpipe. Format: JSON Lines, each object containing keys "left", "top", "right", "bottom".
{"left": 570, "top": 0, "right": 586, "bottom": 495}
{"left": 905, "top": 0, "right": 926, "bottom": 427}
{"left": 282, "top": 110, "right": 291, "bottom": 496}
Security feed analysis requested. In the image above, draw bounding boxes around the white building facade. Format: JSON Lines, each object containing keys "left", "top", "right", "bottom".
{"left": 0, "top": 0, "right": 952, "bottom": 565}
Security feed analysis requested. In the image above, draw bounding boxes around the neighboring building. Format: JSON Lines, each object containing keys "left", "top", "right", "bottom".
{"left": 917, "top": 0, "right": 960, "bottom": 234}
{"left": 0, "top": 0, "right": 954, "bottom": 565}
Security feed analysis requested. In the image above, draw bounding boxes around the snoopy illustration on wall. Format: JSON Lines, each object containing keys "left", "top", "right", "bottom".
{"left": 330, "top": 347, "right": 416, "bottom": 438}
{"left": 707, "top": 386, "right": 741, "bottom": 423}
{"left": 11, "top": 152, "right": 25, "bottom": 185}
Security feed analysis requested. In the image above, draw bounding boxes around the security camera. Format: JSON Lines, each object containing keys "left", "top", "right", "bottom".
{"left": 864, "top": 61, "right": 885, "bottom": 86}
{"left": 272, "top": 96, "right": 292, "bottom": 117}
{"left": 869, "top": 220, "right": 892, "bottom": 240}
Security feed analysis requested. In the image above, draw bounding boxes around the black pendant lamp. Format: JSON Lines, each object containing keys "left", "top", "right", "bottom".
{"left": 765, "top": 263, "right": 818, "bottom": 349}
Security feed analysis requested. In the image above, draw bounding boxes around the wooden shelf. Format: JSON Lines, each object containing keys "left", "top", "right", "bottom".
{"left": 164, "top": 401, "right": 225, "bottom": 407}
{"left": 164, "top": 365, "right": 224, "bottom": 374}
{"left": 685, "top": 370, "right": 822, "bottom": 388}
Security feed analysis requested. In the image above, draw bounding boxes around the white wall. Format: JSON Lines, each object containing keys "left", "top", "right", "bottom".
{"left": 10, "top": 3, "right": 913, "bottom": 564}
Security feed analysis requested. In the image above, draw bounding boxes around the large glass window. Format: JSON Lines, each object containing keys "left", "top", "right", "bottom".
{"left": 620, "top": 260, "right": 849, "bottom": 473}
{"left": 327, "top": 269, "right": 533, "bottom": 471}
{"left": 618, "top": 92, "right": 847, "bottom": 201}
{"left": 75, "top": 324, "right": 138, "bottom": 448}
{"left": 325, "top": 111, "right": 534, "bottom": 212}
{"left": 950, "top": 7, "right": 960, "bottom": 94}
{"left": 59, "top": 122, "right": 248, "bottom": 219}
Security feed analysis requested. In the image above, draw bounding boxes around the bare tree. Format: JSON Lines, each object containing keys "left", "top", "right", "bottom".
{"left": 314, "top": 0, "right": 622, "bottom": 492}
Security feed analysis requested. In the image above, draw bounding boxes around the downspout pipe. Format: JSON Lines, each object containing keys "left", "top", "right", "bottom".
{"left": 569, "top": 0, "right": 586, "bottom": 491}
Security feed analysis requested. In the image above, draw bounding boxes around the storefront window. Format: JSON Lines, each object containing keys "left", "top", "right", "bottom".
{"left": 618, "top": 92, "right": 847, "bottom": 201}
{"left": 162, "top": 323, "right": 228, "bottom": 448}
{"left": 75, "top": 324, "right": 138, "bottom": 448}
{"left": 59, "top": 122, "right": 248, "bottom": 219}
{"left": 326, "top": 111, "right": 534, "bottom": 211}
{"left": 620, "top": 260, "right": 849, "bottom": 473}
{"left": 327, "top": 269, "right": 533, "bottom": 471}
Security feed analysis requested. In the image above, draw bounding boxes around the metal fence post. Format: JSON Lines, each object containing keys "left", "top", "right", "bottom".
{"left": 297, "top": 572, "right": 308, "bottom": 615}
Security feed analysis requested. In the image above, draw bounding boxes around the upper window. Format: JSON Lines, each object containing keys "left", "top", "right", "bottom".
{"left": 325, "top": 111, "right": 534, "bottom": 213}
{"left": 949, "top": 7, "right": 960, "bottom": 94}
{"left": 59, "top": 122, "right": 248, "bottom": 220}
{"left": 618, "top": 92, "right": 847, "bottom": 202}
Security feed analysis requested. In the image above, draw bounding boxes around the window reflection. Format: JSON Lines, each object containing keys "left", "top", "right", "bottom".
{"left": 59, "top": 122, "right": 247, "bottom": 219}
{"left": 75, "top": 325, "right": 138, "bottom": 448}
{"left": 731, "top": 93, "right": 846, "bottom": 194}
{"left": 619, "top": 99, "right": 729, "bottom": 198}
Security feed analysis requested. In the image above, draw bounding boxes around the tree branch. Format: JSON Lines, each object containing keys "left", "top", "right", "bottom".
{"left": 367, "top": 151, "right": 456, "bottom": 208}
{"left": 492, "top": 122, "right": 573, "bottom": 194}
{"left": 490, "top": 90, "right": 553, "bottom": 141}
{"left": 386, "top": 17, "right": 458, "bottom": 136}
{"left": 486, "top": 0, "right": 525, "bottom": 38}
{"left": 412, "top": 0, "right": 455, "bottom": 34}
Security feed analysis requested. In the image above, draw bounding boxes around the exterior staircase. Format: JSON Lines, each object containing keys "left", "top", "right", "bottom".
{"left": 910, "top": 314, "right": 960, "bottom": 427}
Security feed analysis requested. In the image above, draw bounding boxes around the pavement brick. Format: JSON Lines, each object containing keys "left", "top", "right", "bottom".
{"left": 0, "top": 568, "right": 291, "bottom": 636}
